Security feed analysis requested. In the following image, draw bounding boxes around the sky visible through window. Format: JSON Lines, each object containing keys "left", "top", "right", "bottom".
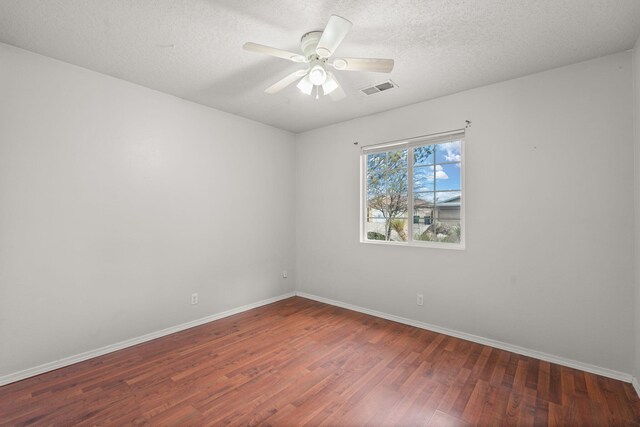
{"left": 415, "top": 143, "right": 461, "bottom": 195}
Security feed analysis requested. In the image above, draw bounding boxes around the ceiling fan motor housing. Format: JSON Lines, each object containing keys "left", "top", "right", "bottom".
{"left": 300, "top": 31, "right": 323, "bottom": 59}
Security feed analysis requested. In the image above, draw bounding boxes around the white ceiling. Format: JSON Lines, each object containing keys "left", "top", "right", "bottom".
{"left": 1, "top": 0, "right": 640, "bottom": 133}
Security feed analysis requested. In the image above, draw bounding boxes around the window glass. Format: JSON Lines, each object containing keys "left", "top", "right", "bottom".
{"left": 363, "top": 135, "right": 463, "bottom": 247}
{"left": 364, "top": 149, "right": 408, "bottom": 242}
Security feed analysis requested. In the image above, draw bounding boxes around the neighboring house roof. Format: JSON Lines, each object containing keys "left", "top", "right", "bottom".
{"left": 414, "top": 195, "right": 461, "bottom": 208}
{"left": 368, "top": 194, "right": 461, "bottom": 214}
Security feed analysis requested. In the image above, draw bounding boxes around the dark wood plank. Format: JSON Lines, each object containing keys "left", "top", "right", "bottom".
{"left": 0, "top": 296, "right": 638, "bottom": 426}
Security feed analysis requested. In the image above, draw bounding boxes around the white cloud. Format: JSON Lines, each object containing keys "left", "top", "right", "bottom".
{"left": 434, "top": 164, "right": 448, "bottom": 179}
{"left": 418, "top": 165, "right": 448, "bottom": 182}
{"left": 439, "top": 142, "right": 461, "bottom": 163}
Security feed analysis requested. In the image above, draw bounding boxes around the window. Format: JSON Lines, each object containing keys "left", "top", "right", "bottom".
{"left": 361, "top": 131, "right": 464, "bottom": 248}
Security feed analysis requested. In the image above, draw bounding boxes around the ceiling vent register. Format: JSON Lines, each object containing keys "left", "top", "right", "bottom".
{"left": 361, "top": 80, "right": 397, "bottom": 95}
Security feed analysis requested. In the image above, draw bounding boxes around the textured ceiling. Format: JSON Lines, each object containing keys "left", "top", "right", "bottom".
{"left": 1, "top": 0, "right": 640, "bottom": 133}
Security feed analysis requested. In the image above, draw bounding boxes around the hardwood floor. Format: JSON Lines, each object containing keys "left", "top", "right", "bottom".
{"left": 1, "top": 296, "right": 639, "bottom": 426}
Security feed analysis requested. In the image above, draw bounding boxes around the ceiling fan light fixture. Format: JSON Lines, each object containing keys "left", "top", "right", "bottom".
{"left": 296, "top": 74, "right": 313, "bottom": 95}
{"left": 322, "top": 73, "right": 339, "bottom": 95}
{"left": 316, "top": 47, "right": 331, "bottom": 58}
{"left": 332, "top": 58, "right": 347, "bottom": 70}
{"left": 308, "top": 64, "right": 327, "bottom": 85}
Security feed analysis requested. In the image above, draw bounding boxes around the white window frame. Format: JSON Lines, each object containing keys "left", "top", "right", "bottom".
{"left": 359, "top": 130, "right": 465, "bottom": 250}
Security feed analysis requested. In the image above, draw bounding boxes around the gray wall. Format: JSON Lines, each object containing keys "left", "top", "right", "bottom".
{"left": 295, "top": 52, "right": 635, "bottom": 374}
{"left": 0, "top": 43, "right": 296, "bottom": 378}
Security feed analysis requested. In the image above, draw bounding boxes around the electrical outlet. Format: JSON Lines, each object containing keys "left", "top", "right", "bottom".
{"left": 417, "top": 294, "right": 424, "bottom": 306}
{"left": 282, "top": 270, "right": 288, "bottom": 278}
{"left": 191, "top": 293, "right": 199, "bottom": 305}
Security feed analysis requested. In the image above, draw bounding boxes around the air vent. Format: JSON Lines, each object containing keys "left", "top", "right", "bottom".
{"left": 360, "top": 80, "right": 398, "bottom": 96}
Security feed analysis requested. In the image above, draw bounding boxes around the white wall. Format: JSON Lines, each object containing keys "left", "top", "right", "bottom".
{"left": 1, "top": 40, "right": 636, "bottom": 382}
{"left": 0, "top": 43, "right": 296, "bottom": 378}
{"left": 634, "top": 37, "right": 640, "bottom": 381}
{"left": 295, "top": 52, "right": 635, "bottom": 374}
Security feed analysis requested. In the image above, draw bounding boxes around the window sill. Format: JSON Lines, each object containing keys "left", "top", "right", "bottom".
{"left": 360, "top": 239, "right": 465, "bottom": 250}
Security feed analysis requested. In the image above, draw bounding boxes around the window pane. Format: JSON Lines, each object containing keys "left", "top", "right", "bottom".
{"left": 385, "top": 190, "right": 408, "bottom": 220}
{"left": 414, "top": 222, "right": 434, "bottom": 241}
{"left": 366, "top": 147, "right": 408, "bottom": 244}
{"left": 365, "top": 217, "right": 408, "bottom": 242}
{"left": 433, "top": 220, "right": 461, "bottom": 243}
{"left": 388, "top": 218, "right": 408, "bottom": 241}
{"left": 414, "top": 145, "right": 435, "bottom": 165}
{"left": 413, "top": 166, "right": 434, "bottom": 192}
{"left": 413, "top": 190, "right": 434, "bottom": 240}
{"left": 435, "top": 191, "right": 461, "bottom": 204}
{"left": 414, "top": 220, "right": 461, "bottom": 243}
{"left": 367, "top": 171, "right": 386, "bottom": 198}
{"left": 387, "top": 148, "right": 407, "bottom": 169}
{"left": 386, "top": 168, "right": 408, "bottom": 215}
{"left": 365, "top": 217, "right": 387, "bottom": 241}
{"left": 434, "top": 163, "right": 461, "bottom": 191}
{"left": 413, "top": 192, "right": 435, "bottom": 225}
{"left": 435, "top": 191, "right": 461, "bottom": 221}
{"left": 367, "top": 152, "right": 386, "bottom": 170}
{"left": 366, "top": 195, "right": 386, "bottom": 221}
{"left": 436, "top": 140, "right": 461, "bottom": 163}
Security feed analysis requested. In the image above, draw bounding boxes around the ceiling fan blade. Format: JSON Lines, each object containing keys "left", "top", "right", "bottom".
{"left": 243, "top": 42, "right": 306, "bottom": 62}
{"left": 329, "top": 80, "right": 346, "bottom": 101}
{"left": 331, "top": 58, "right": 394, "bottom": 73}
{"left": 316, "top": 15, "right": 353, "bottom": 58}
{"left": 265, "top": 69, "right": 307, "bottom": 94}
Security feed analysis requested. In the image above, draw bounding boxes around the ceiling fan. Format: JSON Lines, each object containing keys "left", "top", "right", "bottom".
{"left": 243, "top": 15, "right": 394, "bottom": 100}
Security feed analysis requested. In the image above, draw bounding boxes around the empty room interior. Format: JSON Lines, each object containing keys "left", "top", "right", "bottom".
{"left": 3, "top": 1, "right": 640, "bottom": 425}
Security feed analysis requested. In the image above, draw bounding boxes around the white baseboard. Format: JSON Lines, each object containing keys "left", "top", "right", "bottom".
{"left": 3, "top": 290, "right": 635, "bottom": 390}
{"left": 0, "top": 291, "right": 295, "bottom": 387}
{"left": 295, "top": 291, "right": 633, "bottom": 383}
